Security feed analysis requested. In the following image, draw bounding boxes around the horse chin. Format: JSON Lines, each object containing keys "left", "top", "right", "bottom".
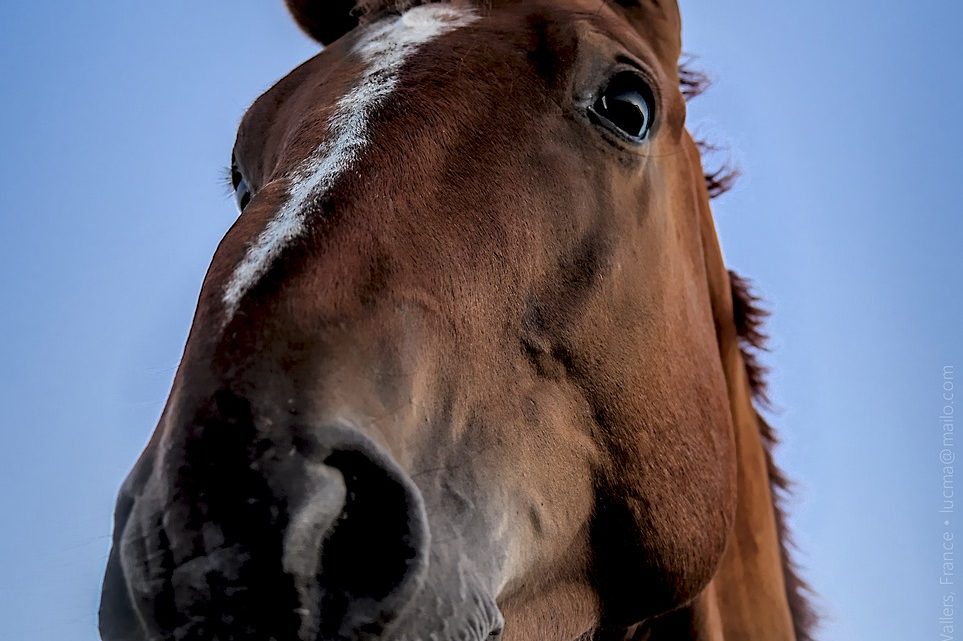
{"left": 385, "top": 567, "right": 505, "bottom": 641}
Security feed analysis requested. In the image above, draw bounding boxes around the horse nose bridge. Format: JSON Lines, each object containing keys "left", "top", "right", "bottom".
{"left": 212, "top": 164, "right": 375, "bottom": 331}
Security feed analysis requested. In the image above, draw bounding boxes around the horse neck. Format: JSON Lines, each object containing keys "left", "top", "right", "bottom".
{"left": 705, "top": 340, "right": 797, "bottom": 640}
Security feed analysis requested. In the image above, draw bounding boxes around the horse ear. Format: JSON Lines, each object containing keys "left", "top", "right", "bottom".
{"left": 285, "top": 0, "right": 362, "bottom": 45}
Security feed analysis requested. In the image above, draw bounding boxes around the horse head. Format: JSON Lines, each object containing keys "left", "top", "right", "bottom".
{"left": 100, "top": 2, "right": 811, "bottom": 639}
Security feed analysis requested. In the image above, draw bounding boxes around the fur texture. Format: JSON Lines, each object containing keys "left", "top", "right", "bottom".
{"left": 730, "top": 271, "right": 818, "bottom": 641}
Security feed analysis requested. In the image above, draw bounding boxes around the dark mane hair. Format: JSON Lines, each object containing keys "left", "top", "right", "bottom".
{"left": 678, "top": 59, "right": 741, "bottom": 200}
{"left": 684, "top": 52, "right": 817, "bottom": 641}
{"left": 729, "top": 272, "right": 819, "bottom": 641}
{"left": 686, "top": 53, "right": 816, "bottom": 637}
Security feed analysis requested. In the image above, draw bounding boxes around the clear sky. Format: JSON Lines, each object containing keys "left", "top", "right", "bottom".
{"left": 0, "top": 2, "right": 959, "bottom": 640}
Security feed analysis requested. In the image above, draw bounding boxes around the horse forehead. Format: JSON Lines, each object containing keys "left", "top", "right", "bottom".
{"left": 222, "top": 5, "right": 480, "bottom": 323}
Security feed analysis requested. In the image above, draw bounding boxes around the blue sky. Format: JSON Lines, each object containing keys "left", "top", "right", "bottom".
{"left": 0, "top": 2, "right": 959, "bottom": 640}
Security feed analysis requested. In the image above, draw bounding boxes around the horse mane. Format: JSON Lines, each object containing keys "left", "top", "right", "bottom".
{"left": 678, "top": 59, "right": 742, "bottom": 201}
{"left": 683, "top": 54, "right": 816, "bottom": 640}
{"left": 682, "top": 50, "right": 817, "bottom": 641}
{"left": 728, "top": 272, "right": 818, "bottom": 641}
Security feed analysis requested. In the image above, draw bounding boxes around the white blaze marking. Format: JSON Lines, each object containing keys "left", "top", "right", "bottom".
{"left": 222, "top": 4, "right": 478, "bottom": 320}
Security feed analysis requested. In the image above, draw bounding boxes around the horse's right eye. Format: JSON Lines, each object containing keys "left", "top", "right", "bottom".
{"left": 231, "top": 160, "right": 253, "bottom": 212}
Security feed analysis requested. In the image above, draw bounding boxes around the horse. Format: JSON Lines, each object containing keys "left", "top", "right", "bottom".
{"left": 99, "top": 1, "right": 815, "bottom": 640}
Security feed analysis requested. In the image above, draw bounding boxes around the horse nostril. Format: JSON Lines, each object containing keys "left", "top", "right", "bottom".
{"left": 103, "top": 422, "right": 429, "bottom": 641}
{"left": 282, "top": 434, "right": 430, "bottom": 640}
{"left": 323, "top": 449, "right": 424, "bottom": 600}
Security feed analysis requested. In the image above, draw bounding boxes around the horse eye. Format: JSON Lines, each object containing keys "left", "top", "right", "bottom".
{"left": 590, "top": 71, "right": 655, "bottom": 142}
{"left": 231, "top": 160, "right": 253, "bottom": 212}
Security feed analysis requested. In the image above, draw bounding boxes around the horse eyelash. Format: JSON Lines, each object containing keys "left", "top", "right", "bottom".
{"left": 219, "top": 165, "right": 236, "bottom": 198}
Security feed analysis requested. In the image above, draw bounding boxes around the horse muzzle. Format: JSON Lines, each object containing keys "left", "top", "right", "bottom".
{"left": 99, "top": 412, "right": 433, "bottom": 641}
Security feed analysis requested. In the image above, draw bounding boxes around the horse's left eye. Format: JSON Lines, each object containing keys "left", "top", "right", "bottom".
{"left": 590, "top": 71, "right": 655, "bottom": 142}
{"left": 231, "top": 161, "right": 252, "bottom": 212}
